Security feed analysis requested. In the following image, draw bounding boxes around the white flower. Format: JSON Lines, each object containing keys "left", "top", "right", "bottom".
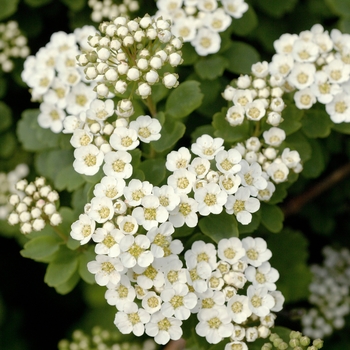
{"left": 225, "top": 342, "right": 248, "bottom": 350}
{"left": 266, "top": 161, "right": 289, "bottom": 183}
{"left": 73, "top": 144, "right": 104, "bottom": 176}
{"left": 123, "top": 179, "right": 153, "bottom": 206}
{"left": 219, "top": 173, "right": 241, "bottom": 194}
{"left": 172, "top": 17, "right": 197, "bottom": 42}
{"left": 227, "top": 294, "right": 252, "bottom": 323}
{"left": 114, "top": 302, "right": 150, "bottom": 336}
{"left": 88, "top": 196, "right": 114, "bottom": 223}
{"left": 38, "top": 103, "right": 65, "bottom": 133}
{"left": 325, "top": 92, "right": 350, "bottom": 123}
{"left": 86, "top": 99, "right": 114, "bottom": 121}
{"left": 168, "top": 169, "right": 196, "bottom": 194}
{"left": 263, "top": 127, "right": 286, "bottom": 147}
{"left": 226, "top": 105, "right": 245, "bottom": 126}
{"left": 132, "top": 195, "right": 169, "bottom": 230}
{"left": 218, "top": 237, "right": 245, "bottom": 265}
{"left": 196, "top": 307, "right": 234, "bottom": 344}
{"left": 163, "top": 73, "right": 179, "bottom": 88}
{"left": 166, "top": 147, "right": 192, "bottom": 171}
{"left": 152, "top": 185, "right": 181, "bottom": 211}
{"left": 103, "top": 150, "right": 133, "bottom": 179}
{"left": 66, "top": 82, "right": 96, "bottom": 115}
{"left": 105, "top": 275, "right": 136, "bottom": 308}
{"left": 215, "top": 149, "right": 242, "bottom": 174}
{"left": 119, "top": 234, "right": 154, "bottom": 268}
{"left": 269, "top": 290, "right": 285, "bottom": 312}
{"left": 288, "top": 62, "right": 316, "bottom": 90}
{"left": 118, "top": 215, "right": 139, "bottom": 235}
{"left": 110, "top": 127, "right": 140, "bottom": 151}
{"left": 92, "top": 225, "right": 123, "bottom": 257}
{"left": 188, "top": 157, "right": 211, "bottom": 179}
{"left": 161, "top": 283, "right": 197, "bottom": 320}
{"left": 294, "top": 88, "right": 316, "bottom": 109}
{"left": 222, "top": 0, "right": 248, "bottom": 18}
{"left": 93, "top": 176, "right": 125, "bottom": 200}
{"left": 70, "top": 213, "right": 96, "bottom": 244}
{"left": 204, "top": 8, "right": 232, "bottom": 33}
{"left": 247, "top": 285, "right": 275, "bottom": 317}
{"left": 241, "top": 237, "right": 272, "bottom": 267}
{"left": 87, "top": 254, "right": 124, "bottom": 286}
{"left": 191, "top": 27, "right": 221, "bottom": 56}
{"left": 245, "top": 262, "right": 279, "bottom": 291}
{"left": 185, "top": 240, "right": 217, "bottom": 270}
{"left": 239, "top": 160, "right": 267, "bottom": 197}
{"left": 225, "top": 187, "right": 260, "bottom": 225}
{"left": 142, "top": 291, "right": 162, "bottom": 314}
{"left": 129, "top": 115, "right": 162, "bottom": 143}
{"left": 311, "top": 71, "right": 342, "bottom": 104}
{"left": 134, "top": 263, "right": 165, "bottom": 290}
{"left": 269, "top": 53, "right": 294, "bottom": 77}
{"left": 292, "top": 38, "right": 319, "bottom": 63}
{"left": 194, "top": 182, "right": 228, "bottom": 215}
{"left": 191, "top": 134, "right": 224, "bottom": 160}
{"left": 169, "top": 194, "right": 198, "bottom": 227}
{"left": 145, "top": 311, "right": 183, "bottom": 345}
{"left": 324, "top": 59, "right": 350, "bottom": 84}
{"left": 245, "top": 100, "right": 266, "bottom": 121}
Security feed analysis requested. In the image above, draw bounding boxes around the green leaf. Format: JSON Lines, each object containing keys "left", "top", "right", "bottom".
{"left": 254, "top": 0, "right": 299, "bottom": 18}
{"left": 213, "top": 108, "right": 250, "bottom": 143}
{"left": 191, "top": 125, "right": 215, "bottom": 142}
{"left": 199, "top": 211, "right": 239, "bottom": 243}
{"left": 54, "top": 270, "right": 80, "bottom": 295}
{"left": 230, "top": 6, "right": 258, "bottom": 36}
{"left": 79, "top": 246, "right": 95, "bottom": 284}
{"left": 279, "top": 103, "right": 303, "bottom": 135}
{"left": 55, "top": 164, "right": 85, "bottom": 192}
{"left": 301, "top": 109, "right": 333, "bottom": 138}
{"left": 0, "top": 77, "right": 7, "bottom": 98}
{"left": 302, "top": 138, "right": 326, "bottom": 179}
{"left": 165, "top": 81, "right": 203, "bottom": 119}
{"left": 60, "top": 0, "right": 85, "bottom": 11}
{"left": 0, "top": 102, "right": 12, "bottom": 132}
{"left": 17, "top": 109, "right": 60, "bottom": 151}
{"left": 181, "top": 42, "right": 199, "bottom": 66}
{"left": 194, "top": 56, "right": 228, "bottom": 80}
{"left": 223, "top": 41, "right": 260, "bottom": 74}
{"left": 152, "top": 119, "right": 186, "bottom": 152}
{"left": 0, "top": 131, "right": 16, "bottom": 158}
{"left": 325, "top": 0, "right": 350, "bottom": 16}
{"left": 0, "top": 0, "right": 20, "bottom": 20}
{"left": 260, "top": 203, "right": 284, "bottom": 233}
{"left": 137, "top": 158, "right": 166, "bottom": 186}
{"left": 20, "top": 235, "right": 62, "bottom": 262}
{"left": 266, "top": 229, "right": 312, "bottom": 303}
{"left": 44, "top": 245, "right": 79, "bottom": 287}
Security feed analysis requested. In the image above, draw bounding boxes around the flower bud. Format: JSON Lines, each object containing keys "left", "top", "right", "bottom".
{"left": 127, "top": 67, "right": 140, "bottom": 81}
{"left": 105, "top": 68, "right": 118, "bottom": 81}
{"left": 145, "top": 70, "right": 159, "bottom": 84}
{"left": 115, "top": 80, "right": 127, "bottom": 94}
{"left": 116, "top": 99, "right": 134, "bottom": 118}
{"left": 96, "top": 83, "right": 109, "bottom": 97}
{"left": 300, "top": 336, "right": 310, "bottom": 346}
{"left": 8, "top": 212, "right": 19, "bottom": 225}
{"left": 21, "top": 222, "right": 32, "bottom": 234}
{"left": 97, "top": 47, "right": 110, "bottom": 61}
{"left": 32, "top": 218, "right": 45, "bottom": 231}
{"left": 50, "top": 213, "right": 62, "bottom": 226}
{"left": 163, "top": 73, "right": 178, "bottom": 88}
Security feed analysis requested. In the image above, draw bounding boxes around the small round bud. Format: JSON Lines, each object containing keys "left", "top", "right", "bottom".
{"left": 50, "top": 213, "right": 62, "bottom": 226}
{"left": 16, "top": 179, "right": 28, "bottom": 191}
{"left": 126, "top": 67, "right": 140, "bottom": 81}
{"left": 44, "top": 203, "right": 56, "bottom": 215}
{"left": 312, "top": 339, "right": 324, "bottom": 349}
{"left": 290, "top": 331, "right": 302, "bottom": 339}
{"left": 100, "top": 143, "right": 113, "bottom": 154}
{"left": 103, "top": 124, "right": 115, "bottom": 136}
{"left": 21, "top": 222, "right": 32, "bottom": 234}
{"left": 16, "top": 202, "right": 28, "bottom": 213}
{"left": 32, "top": 218, "right": 45, "bottom": 231}
{"left": 39, "top": 186, "right": 50, "bottom": 197}
{"left": 300, "top": 336, "right": 310, "bottom": 346}
{"left": 96, "top": 83, "right": 109, "bottom": 97}
{"left": 8, "top": 212, "right": 19, "bottom": 225}
{"left": 85, "top": 66, "right": 99, "bottom": 80}
{"left": 31, "top": 207, "right": 42, "bottom": 219}
{"left": 115, "top": 80, "right": 127, "bottom": 94}
{"left": 22, "top": 196, "right": 32, "bottom": 206}
{"left": 145, "top": 70, "right": 159, "bottom": 84}
{"left": 137, "top": 82, "right": 151, "bottom": 98}
{"left": 90, "top": 122, "right": 101, "bottom": 134}
{"left": 163, "top": 73, "right": 178, "bottom": 88}
{"left": 278, "top": 342, "right": 288, "bottom": 350}
{"left": 9, "top": 194, "right": 20, "bottom": 206}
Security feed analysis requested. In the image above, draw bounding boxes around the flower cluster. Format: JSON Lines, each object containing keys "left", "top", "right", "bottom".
{"left": 0, "top": 20, "right": 30, "bottom": 72}
{"left": 261, "top": 330, "right": 324, "bottom": 350}
{"left": 270, "top": 24, "right": 350, "bottom": 124}
{"left": 301, "top": 246, "right": 350, "bottom": 339}
{"left": 155, "top": 0, "right": 248, "bottom": 56}
{"left": 58, "top": 326, "right": 157, "bottom": 350}
{"left": 71, "top": 205, "right": 284, "bottom": 348}
{"left": 7, "top": 177, "right": 62, "bottom": 234}
{"left": 0, "top": 164, "right": 29, "bottom": 220}
{"left": 77, "top": 14, "right": 184, "bottom": 109}
{"left": 88, "top": 0, "right": 140, "bottom": 23}
{"left": 21, "top": 25, "right": 98, "bottom": 133}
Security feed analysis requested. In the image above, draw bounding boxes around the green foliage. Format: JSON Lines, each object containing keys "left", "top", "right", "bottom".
{"left": 325, "top": 0, "right": 350, "bottom": 17}
{"left": 194, "top": 56, "right": 228, "bottom": 80}
{"left": 165, "top": 80, "right": 203, "bottom": 119}
{"left": 279, "top": 103, "right": 303, "bottom": 135}
{"left": 60, "top": 0, "right": 86, "bottom": 11}
{"left": 253, "top": 0, "right": 299, "bottom": 18}
{"left": 24, "top": 0, "right": 52, "bottom": 6}
{"left": 267, "top": 229, "right": 312, "bottom": 303}
{"left": 199, "top": 211, "right": 239, "bottom": 243}
{"left": 0, "top": 102, "right": 12, "bottom": 132}
{"left": 301, "top": 109, "right": 333, "bottom": 138}
{"left": 137, "top": 158, "right": 166, "bottom": 185}
{"left": 0, "top": 0, "right": 20, "bottom": 20}
{"left": 223, "top": 41, "right": 260, "bottom": 74}
{"left": 302, "top": 138, "right": 326, "bottom": 178}
{"left": 230, "top": 6, "right": 258, "bottom": 36}
{"left": 17, "top": 109, "right": 61, "bottom": 151}
{"left": 260, "top": 203, "right": 284, "bottom": 233}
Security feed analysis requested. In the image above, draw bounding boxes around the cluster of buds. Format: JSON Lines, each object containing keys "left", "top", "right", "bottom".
{"left": 222, "top": 61, "right": 287, "bottom": 128}
{"left": 0, "top": 164, "right": 29, "bottom": 220}
{"left": 0, "top": 20, "right": 30, "bottom": 72}
{"left": 88, "top": 0, "right": 140, "bottom": 23}
{"left": 7, "top": 177, "right": 62, "bottom": 234}
{"left": 77, "top": 14, "right": 184, "bottom": 117}
{"left": 261, "top": 330, "right": 323, "bottom": 350}
{"left": 301, "top": 246, "right": 350, "bottom": 339}
{"left": 58, "top": 326, "right": 156, "bottom": 350}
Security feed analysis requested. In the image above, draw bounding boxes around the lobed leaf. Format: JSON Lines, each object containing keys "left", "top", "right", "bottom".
{"left": 194, "top": 55, "right": 228, "bottom": 80}
{"left": 260, "top": 202, "right": 284, "bottom": 233}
